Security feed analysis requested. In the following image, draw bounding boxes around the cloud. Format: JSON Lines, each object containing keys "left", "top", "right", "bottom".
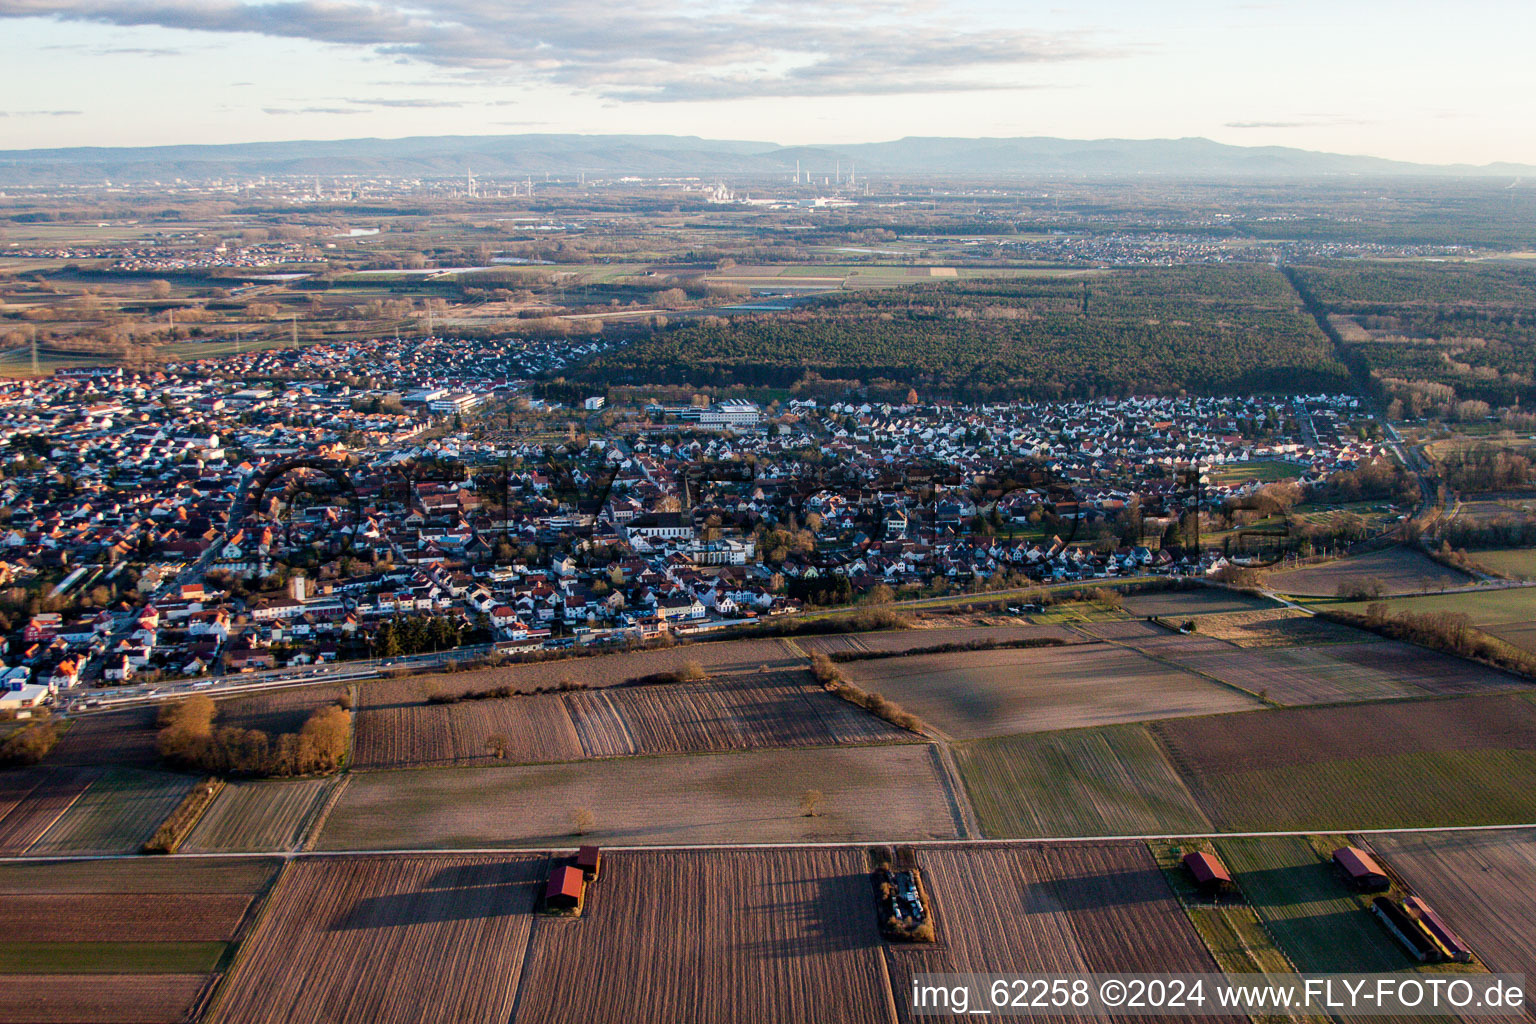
{"left": 1225, "top": 116, "right": 1371, "bottom": 130}
{"left": 0, "top": 0, "right": 1119, "bottom": 101}
{"left": 0, "top": 109, "right": 83, "bottom": 117}
{"left": 262, "top": 106, "right": 363, "bottom": 115}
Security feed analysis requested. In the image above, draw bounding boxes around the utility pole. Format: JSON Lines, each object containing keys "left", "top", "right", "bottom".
{"left": 291, "top": 314, "right": 298, "bottom": 346}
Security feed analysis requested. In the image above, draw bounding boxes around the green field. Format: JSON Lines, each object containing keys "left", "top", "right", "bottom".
{"left": 1198, "top": 749, "right": 1536, "bottom": 831}
{"left": 1337, "top": 586, "right": 1536, "bottom": 626}
{"left": 1467, "top": 548, "right": 1536, "bottom": 580}
{"left": 0, "top": 941, "right": 227, "bottom": 974}
{"left": 956, "top": 724, "right": 1212, "bottom": 837}
{"left": 1216, "top": 836, "right": 1413, "bottom": 973}
{"left": 182, "top": 778, "right": 337, "bottom": 853}
{"left": 1204, "top": 460, "right": 1305, "bottom": 485}
{"left": 28, "top": 769, "right": 195, "bottom": 855}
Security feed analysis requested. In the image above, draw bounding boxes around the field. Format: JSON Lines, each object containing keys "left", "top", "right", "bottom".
{"left": 361, "top": 636, "right": 800, "bottom": 706}
{"left": 1151, "top": 639, "right": 1514, "bottom": 705}
{"left": 956, "top": 725, "right": 1212, "bottom": 838}
{"left": 838, "top": 643, "right": 1258, "bottom": 740}
{"left": 45, "top": 707, "right": 162, "bottom": 768}
{"left": 0, "top": 975, "right": 212, "bottom": 1024}
{"left": 514, "top": 848, "right": 895, "bottom": 1024}
{"left": 1266, "top": 547, "right": 1472, "bottom": 597}
{"left": 1120, "top": 588, "right": 1276, "bottom": 617}
{"left": 1371, "top": 829, "right": 1536, "bottom": 982}
{"left": 320, "top": 745, "right": 964, "bottom": 849}
{"left": 217, "top": 684, "right": 350, "bottom": 735}
{"left": 182, "top": 778, "right": 339, "bottom": 853}
{"left": 1186, "top": 608, "right": 1370, "bottom": 648}
{"left": 1154, "top": 694, "right": 1536, "bottom": 830}
{"left": 1216, "top": 836, "right": 1413, "bottom": 973}
{"left": 1205, "top": 460, "right": 1304, "bottom": 485}
{"left": 799, "top": 623, "right": 1074, "bottom": 656}
{"left": 0, "top": 767, "right": 100, "bottom": 854}
{"left": 883, "top": 843, "right": 1236, "bottom": 1024}
{"left": 353, "top": 671, "right": 906, "bottom": 769}
{"left": 0, "top": 857, "right": 279, "bottom": 1024}
{"left": 213, "top": 855, "right": 544, "bottom": 1024}
{"left": 1336, "top": 586, "right": 1536, "bottom": 658}
{"left": 28, "top": 768, "right": 195, "bottom": 855}
{"left": 1467, "top": 547, "right": 1536, "bottom": 580}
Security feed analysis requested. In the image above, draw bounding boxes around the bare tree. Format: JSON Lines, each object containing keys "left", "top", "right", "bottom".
{"left": 799, "top": 789, "right": 825, "bottom": 817}
{"left": 571, "top": 806, "right": 595, "bottom": 835}
{"left": 484, "top": 734, "right": 509, "bottom": 760}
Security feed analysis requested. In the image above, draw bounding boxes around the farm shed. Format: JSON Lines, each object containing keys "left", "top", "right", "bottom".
{"left": 1181, "top": 851, "right": 1234, "bottom": 894}
{"left": 545, "top": 865, "right": 585, "bottom": 912}
{"left": 1371, "top": 897, "right": 1438, "bottom": 961}
{"left": 577, "top": 845, "right": 602, "bottom": 880}
{"left": 1333, "top": 846, "right": 1390, "bottom": 891}
{"left": 1403, "top": 896, "right": 1472, "bottom": 962}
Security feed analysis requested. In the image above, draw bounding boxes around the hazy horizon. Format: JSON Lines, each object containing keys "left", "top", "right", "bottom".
{"left": 3, "top": 0, "right": 1534, "bottom": 165}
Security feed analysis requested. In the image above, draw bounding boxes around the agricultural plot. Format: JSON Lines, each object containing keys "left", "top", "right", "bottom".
{"left": 46, "top": 707, "right": 161, "bottom": 768}
{"left": 957, "top": 725, "right": 1212, "bottom": 838}
{"left": 836, "top": 624, "right": 1077, "bottom": 655}
{"left": 885, "top": 843, "right": 1235, "bottom": 1024}
{"left": 217, "top": 683, "right": 350, "bottom": 735}
{"left": 0, "top": 857, "right": 278, "bottom": 1024}
{"left": 1080, "top": 618, "right": 1237, "bottom": 654}
{"left": 1120, "top": 588, "right": 1275, "bottom": 617}
{"left": 1188, "top": 608, "right": 1372, "bottom": 648}
{"left": 213, "top": 855, "right": 545, "bottom": 1024}
{"left": 1267, "top": 547, "right": 1472, "bottom": 597}
{"left": 362, "top": 636, "right": 799, "bottom": 706}
{"left": 1154, "top": 694, "right": 1536, "bottom": 830}
{"left": 839, "top": 643, "right": 1258, "bottom": 740}
{"left": 182, "top": 778, "right": 338, "bottom": 853}
{"left": 1216, "top": 836, "right": 1412, "bottom": 973}
{"left": 0, "top": 974, "right": 210, "bottom": 1024}
{"left": 355, "top": 672, "right": 905, "bottom": 769}
{"left": 1153, "top": 640, "right": 1511, "bottom": 705}
{"left": 320, "top": 744, "right": 964, "bottom": 849}
{"left": 1371, "top": 829, "right": 1536, "bottom": 982}
{"left": 29, "top": 768, "right": 195, "bottom": 855}
{"left": 514, "top": 848, "right": 894, "bottom": 1024}
{"left": 0, "top": 767, "right": 99, "bottom": 854}
{"left": 1468, "top": 547, "right": 1536, "bottom": 580}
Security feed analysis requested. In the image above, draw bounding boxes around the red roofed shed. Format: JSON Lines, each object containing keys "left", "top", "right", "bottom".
{"left": 1182, "top": 851, "right": 1234, "bottom": 894}
{"left": 1404, "top": 896, "right": 1472, "bottom": 962}
{"left": 576, "top": 845, "right": 602, "bottom": 880}
{"left": 1333, "top": 846, "right": 1390, "bottom": 891}
{"left": 545, "top": 864, "right": 585, "bottom": 911}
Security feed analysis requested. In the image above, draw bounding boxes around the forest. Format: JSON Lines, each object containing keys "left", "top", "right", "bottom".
{"left": 581, "top": 265, "right": 1350, "bottom": 400}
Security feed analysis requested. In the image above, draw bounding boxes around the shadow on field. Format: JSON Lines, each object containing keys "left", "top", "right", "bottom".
{"left": 735, "top": 874, "right": 881, "bottom": 956}
{"left": 1022, "top": 866, "right": 1170, "bottom": 913}
{"left": 330, "top": 859, "right": 545, "bottom": 930}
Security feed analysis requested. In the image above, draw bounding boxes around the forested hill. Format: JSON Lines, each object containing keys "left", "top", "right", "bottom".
{"left": 579, "top": 265, "right": 1353, "bottom": 401}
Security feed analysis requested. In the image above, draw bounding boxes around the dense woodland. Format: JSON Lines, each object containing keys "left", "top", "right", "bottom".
{"left": 583, "top": 265, "right": 1350, "bottom": 400}
{"left": 1290, "top": 262, "right": 1536, "bottom": 410}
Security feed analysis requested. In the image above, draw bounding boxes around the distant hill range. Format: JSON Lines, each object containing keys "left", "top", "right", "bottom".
{"left": 1, "top": 134, "right": 1530, "bottom": 185}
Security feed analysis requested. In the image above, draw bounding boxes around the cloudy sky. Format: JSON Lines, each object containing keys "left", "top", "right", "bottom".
{"left": 1, "top": 0, "right": 1531, "bottom": 164}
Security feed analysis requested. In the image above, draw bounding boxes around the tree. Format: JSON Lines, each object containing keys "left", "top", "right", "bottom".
{"left": 485, "top": 734, "right": 509, "bottom": 760}
{"left": 799, "top": 789, "right": 825, "bottom": 817}
{"left": 571, "top": 806, "right": 595, "bottom": 835}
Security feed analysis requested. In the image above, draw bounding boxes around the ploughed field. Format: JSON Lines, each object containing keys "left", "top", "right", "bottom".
{"left": 837, "top": 642, "right": 1259, "bottom": 740}
{"left": 884, "top": 842, "right": 1241, "bottom": 1024}
{"left": 353, "top": 669, "right": 908, "bottom": 770}
{"left": 319, "top": 744, "right": 965, "bottom": 849}
{"left": 0, "top": 767, "right": 100, "bottom": 855}
{"left": 181, "top": 778, "right": 340, "bottom": 853}
{"left": 0, "top": 858, "right": 279, "bottom": 1024}
{"left": 1266, "top": 547, "right": 1473, "bottom": 597}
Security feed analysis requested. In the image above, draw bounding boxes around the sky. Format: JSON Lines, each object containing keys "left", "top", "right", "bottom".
{"left": 1, "top": 0, "right": 1532, "bottom": 165}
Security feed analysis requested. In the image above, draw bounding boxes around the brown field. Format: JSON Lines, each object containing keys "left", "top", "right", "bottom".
{"left": 181, "top": 778, "right": 338, "bottom": 853}
{"left": 213, "top": 855, "right": 545, "bottom": 1024}
{"left": 354, "top": 671, "right": 906, "bottom": 769}
{"left": 838, "top": 643, "right": 1259, "bottom": 740}
{"left": 1266, "top": 547, "right": 1472, "bottom": 597}
{"left": 0, "top": 768, "right": 99, "bottom": 854}
{"left": 1484, "top": 620, "right": 1536, "bottom": 657}
{"left": 320, "top": 745, "right": 964, "bottom": 849}
{"left": 1080, "top": 618, "right": 1237, "bottom": 653}
{"left": 46, "top": 708, "right": 161, "bottom": 768}
{"left": 809, "top": 623, "right": 1076, "bottom": 655}
{"left": 1153, "top": 640, "right": 1514, "bottom": 705}
{"left": 217, "top": 683, "right": 350, "bottom": 735}
{"left": 884, "top": 843, "right": 1236, "bottom": 1024}
{"left": 1120, "top": 588, "right": 1276, "bottom": 617}
{"left": 1188, "top": 608, "right": 1372, "bottom": 648}
{"left": 361, "top": 636, "right": 801, "bottom": 706}
{"left": 0, "top": 857, "right": 280, "bottom": 894}
{"left": 513, "top": 848, "right": 895, "bottom": 1024}
{"left": 0, "top": 974, "right": 210, "bottom": 1024}
{"left": 0, "top": 893, "right": 253, "bottom": 942}
{"left": 1371, "top": 829, "right": 1536, "bottom": 983}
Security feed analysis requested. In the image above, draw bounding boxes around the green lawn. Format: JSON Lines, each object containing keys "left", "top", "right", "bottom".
{"left": 1216, "top": 836, "right": 1412, "bottom": 974}
{"left": 1467, "top": 548, "right": 1536, "bottom": 581}
{"left": 1205, "top": 460, "right": 1304, "bottom": 485}
{"left": 0, "top": 941, "right": 227, "bottom": 974}
{"left": 1337, "top": 586, "right": 1536, "bottom": 626}
{"left": 956, "top": 724, "right": 1212, "bottom": 838}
